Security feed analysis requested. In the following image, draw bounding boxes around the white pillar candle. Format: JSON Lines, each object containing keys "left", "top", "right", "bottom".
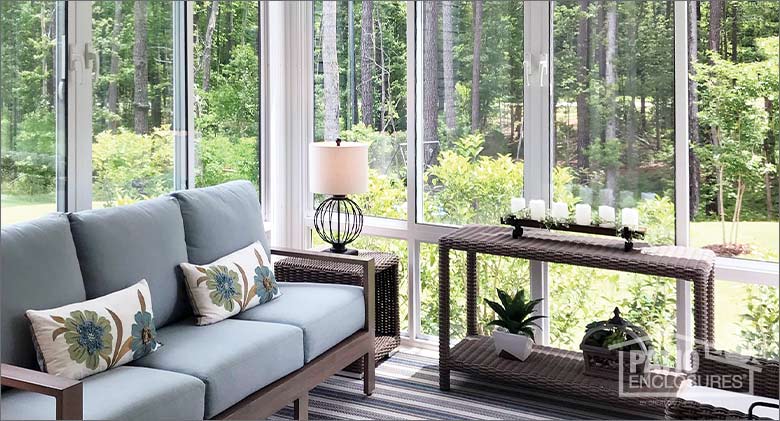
{"left": 598, "top": 205, "right": 615, "bottom": 226}
{"left": 551, "top": 202, "right": 568, "bottom": 220}
{"left": 575, "top": 204, "right": 592, "bottom": 226}
{"left": 529, "top": 200, "right": 546, "bottom": 221}
{"left": 621, "top": 208, "right": 639, "bottom": 229}
{"left": 511, "top": 197, "right": 526, "bottom": 213}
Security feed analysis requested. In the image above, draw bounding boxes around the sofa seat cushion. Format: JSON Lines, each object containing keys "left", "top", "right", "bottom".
{"left": 235, "top": 282, "right": 365, "bottom": 363}
{"left": 1, "top": 214, "right": 86, "bottom": 370}
{"left": 678, "top": 384, "right": 779, "bottom": 419}
{"left": 0, "top": 366, "right": 205, "bottom": 420}
{"left": 131, "top": 318, "right": 303, "bottom": 418}
{"left": 171, "top": 180, "right": 271, "bottom": 265}
{"left": 68, "top": 196, "right": 190, "bottom": 328}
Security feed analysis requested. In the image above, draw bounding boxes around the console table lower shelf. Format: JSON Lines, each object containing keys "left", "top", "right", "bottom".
{"left": 443, "top": 336, "right": 684, "bottom": 416}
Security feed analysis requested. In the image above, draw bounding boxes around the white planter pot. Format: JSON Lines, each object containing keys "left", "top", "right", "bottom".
{"left": 492, "top": 329, "right": 534, "bottom": 361}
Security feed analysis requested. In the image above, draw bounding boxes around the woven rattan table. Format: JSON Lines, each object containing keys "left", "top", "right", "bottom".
{"left": 275, "top": 251, "right": 401, "bottom": 374}
{"left": 438, "top": 225, "right": 716, "bottom": 414}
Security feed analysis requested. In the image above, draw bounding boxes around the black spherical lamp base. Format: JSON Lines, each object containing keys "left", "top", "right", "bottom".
{"left": 314, "top": 195, "right": 363, "bottom": 254}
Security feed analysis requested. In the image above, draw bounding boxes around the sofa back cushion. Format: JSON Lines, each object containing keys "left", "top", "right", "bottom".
{"left": 170, "top": 180, "right": 270, "bottom": 265}
{"left": 1, "top": 214, "right": 87, "bottom": 369}
{"left": 68, "top": 197, "right": 190, "bottom": 328}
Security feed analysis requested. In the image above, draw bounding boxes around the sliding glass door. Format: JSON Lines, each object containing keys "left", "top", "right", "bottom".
{"left": 0, "top": 1, "right": 67, "bottom": 225}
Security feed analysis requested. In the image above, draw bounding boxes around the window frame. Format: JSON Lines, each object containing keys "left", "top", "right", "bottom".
{"left": 297, "top": 0, "right": 779, "bottom": 362}
{"left": 58, "top": 1, "right": 269, "bottom": 217}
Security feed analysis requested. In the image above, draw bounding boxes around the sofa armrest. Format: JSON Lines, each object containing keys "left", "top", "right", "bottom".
{"left": 1, "top": 363, "right": 83, "bottom": 420}
{"left": 270, "top": 247, "right": 376, "bottom": 336}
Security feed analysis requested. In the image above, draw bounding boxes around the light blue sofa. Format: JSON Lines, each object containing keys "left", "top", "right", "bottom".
{"left": 1, "top": 181, "right": 376, "bottom": 420}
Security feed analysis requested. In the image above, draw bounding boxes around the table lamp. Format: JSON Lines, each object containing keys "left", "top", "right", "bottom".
{"left": 309, "top": 139, "right": 368, "bottom": 254}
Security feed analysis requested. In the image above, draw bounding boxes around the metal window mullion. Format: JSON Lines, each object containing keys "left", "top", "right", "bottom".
{"left": 55, "top": 1, "right": 67, "bottom": 212}
{"left": 407, "top": 0, "right": 420, "bottom": 339}
{"left": 523, "top": 0, "right": 553, "bottom": 346}
{"left": 173, "top": 1, "right": 193, "bottom": 190}
{"left": 66, "top": 1, "right": 92, "bottom": 212}
{"left": 673, "top": 0, "right": 693, "bottom": 371}
{"left": 260, "top": 1, "right": 271, "bottom": 219}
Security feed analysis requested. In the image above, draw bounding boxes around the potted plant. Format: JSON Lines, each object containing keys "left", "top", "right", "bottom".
{"left": 580, "top": 307, "right": 653, "bottom": 380}
{"left": 484, "top": 288, "right": 546, "bottom": 361}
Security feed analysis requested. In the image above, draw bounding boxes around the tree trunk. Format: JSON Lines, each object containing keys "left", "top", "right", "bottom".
{"left": 626, "top": 3, "right": 638, "bottom": 175}
{"left": 764, "top": 98, "right": 776, "bottom": 219}
{"left": 423, "top": 0, "right": 439, "bottom": 147}
{"left": 708, "top": 0, "right": 722, "bottom": 53}
{"left": 225, "top": 5, "right": 234, "bottom": 56}
{"left": 604, "top": 1, "right": 618, "bottom": 193}
{"left": 442, "top": 0, "right": 456, "bottom": 137}
{"left": 730, "top": 2, "right": 737, "bottom": 61}
{"left": 709, "top": 0, "right": 723, "bottom": 216}
{"left": 133, "top": 0, "right": 149, "bottom": 134}
{"left": 201, "top": 0, "right": 219, "bottom": 92}
{"left": 688, "top": 0, "right": 701, "bottom": 218}
{"left": 471, "top": 0, "right": 482, "bottom": 134}
{"left": 360, "top": 0, "right": 374, "bottom": 128}
{"left": 576, "top": 0, "right": 590, "bottom": 173}
{"left": 40, "top": 4, "right": 48, "bottom": 100}
{"left": 323, "top": 0, "right": 340, "bottom": 141}
{"left": 107, "top": 1, "right": 122, "bottom": 131}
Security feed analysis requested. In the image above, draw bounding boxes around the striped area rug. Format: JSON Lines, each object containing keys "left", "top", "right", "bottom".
{"left": 271, "top": 352, "right": 655, "bottom": 420}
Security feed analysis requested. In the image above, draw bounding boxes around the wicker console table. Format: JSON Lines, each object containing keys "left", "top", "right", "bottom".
{"left": 275, "top": 251, "right": 401, "bottom": 374}
{"left": 438, "top": 225, "right": 716, "bottom": 413}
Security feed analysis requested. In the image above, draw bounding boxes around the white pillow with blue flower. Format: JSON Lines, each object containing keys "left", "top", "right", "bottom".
{"left": 180, "top": 241, "right": 280, "bottom": 325}
{"left": 26, "top": 280, "right": 162, "bottom": 380}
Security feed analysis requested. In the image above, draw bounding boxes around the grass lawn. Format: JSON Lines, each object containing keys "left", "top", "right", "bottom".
{"left": 690, "top": 220, "right": 779, "bottom": 262}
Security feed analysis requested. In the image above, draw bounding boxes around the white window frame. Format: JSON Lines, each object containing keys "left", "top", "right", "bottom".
{"left": 284, "top": 0, "right": 780, "bottom": 355}
{"left": 59, "top": 1, "right": 269, "bottom": 218}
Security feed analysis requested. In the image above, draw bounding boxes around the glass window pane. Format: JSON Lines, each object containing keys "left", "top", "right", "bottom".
{"left": 91, "top": 1, "right": 174, "bottom": 207}
{"left": 420, "top": 243, "right": 530, "bottom": 340}
{"left": 549, "top": 266, "right": 678, "bottom": 367}
{"left": 421, "top": 1, "right": 524, "bottom": 226}
{"left": 312, "top": 232, "right": 409, "bottom": 333}
{"left": 1, "top": 1, "right": 65, "bottom": 225}
{"left": 688, "top": 2, "right": 780, "bottom": 262}
{"left": 550, "top": 0, "right": 677, "bottom": 368}
{"left": 714, "top": 280, "right": 778, "bottom": 359}
{"left": 194, "top": 1, "right": 260, "bottom": 191}
{"left": 313, "top": 1, "right": 408, "bottom": 220}
{"left": 553, "top": 0, "right": 675, "bottom": 239}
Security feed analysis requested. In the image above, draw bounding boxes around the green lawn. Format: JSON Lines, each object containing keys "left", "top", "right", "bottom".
{"left": 690, "top": 220, "right": 779, "bottom": 262}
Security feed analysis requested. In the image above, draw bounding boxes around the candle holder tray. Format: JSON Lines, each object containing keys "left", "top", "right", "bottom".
{"left": 500, "top": 214, "right": 646, "bottom": 251}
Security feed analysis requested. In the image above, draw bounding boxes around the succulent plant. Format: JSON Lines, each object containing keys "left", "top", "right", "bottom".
{"left": 484, "top": 288, "right": 546, "bottom": 341}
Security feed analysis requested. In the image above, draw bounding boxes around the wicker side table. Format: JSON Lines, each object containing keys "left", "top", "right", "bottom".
{"left": 275, "top": 251, "right": 401, "bottom": 374}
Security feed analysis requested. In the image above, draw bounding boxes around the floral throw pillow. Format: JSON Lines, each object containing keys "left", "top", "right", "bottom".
{"left": 180, "top": 241, "right": 280, "bottom": 325}
{"left": 26, "top": 280, "right": 162, "bottom": 380}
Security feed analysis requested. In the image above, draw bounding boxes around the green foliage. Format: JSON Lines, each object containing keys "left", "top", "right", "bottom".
{"left": 92, "top": 129, "right": 174, "bottom": 205}
{"left": 738, "top": 285, "right": 780, "bottom": 359}
{"left": 197, "top": 44, "right": 259, "bottom": 138}
{"left": 484, "top": 288, "right": 545, "bottom": 340}
{"left": 195, "top": 135, "right": 259, "bottom": 189}
{"left": 425, "top": 134, "right": 524, "bottom": 225}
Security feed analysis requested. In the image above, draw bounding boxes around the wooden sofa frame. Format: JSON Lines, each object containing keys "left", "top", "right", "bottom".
{"left": 1, "top": 247, "right": 376, "bottom": 421}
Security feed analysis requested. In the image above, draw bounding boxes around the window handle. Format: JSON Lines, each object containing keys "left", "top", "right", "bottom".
{"left": 69, "top": 48, "right": 85, "bottom": 86}
{"left": 85, "top": 42, "right": 99, "bottom": 83}
{"left": 539, "top": 54, "right": 549, "bottom": 88}
{"left": 57, "top": 35, "right": 66, "bottom": 100}
{"left": 523, "top": 56, "right": 532, "bottom": 87}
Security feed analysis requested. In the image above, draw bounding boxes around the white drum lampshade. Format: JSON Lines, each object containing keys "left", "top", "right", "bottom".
{"left": 309, "top": 141, "right": 369, "bottom": 195}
